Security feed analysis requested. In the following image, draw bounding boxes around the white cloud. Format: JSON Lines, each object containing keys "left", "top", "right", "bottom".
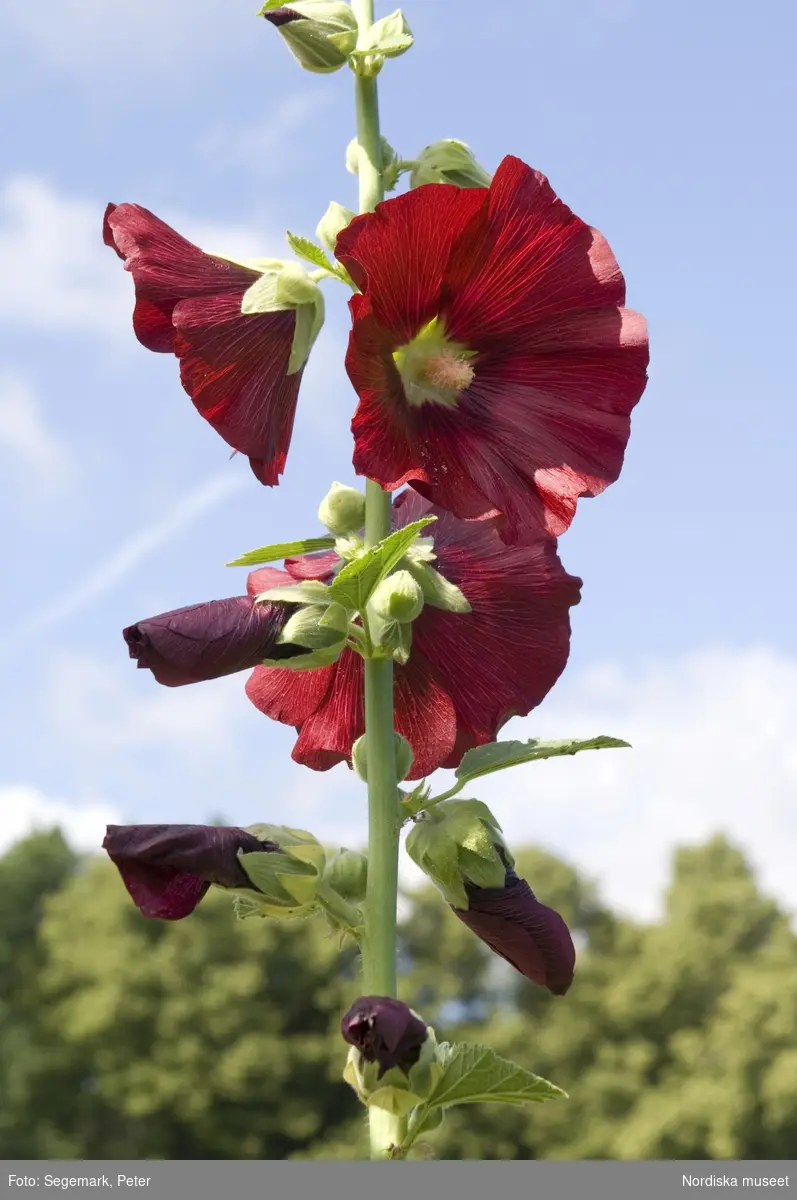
{"left": 45, "top": 654, "right": 243, "bottom": 762}
{"left": 0, "top": 371, "right": 73, "bottom": 495}
{"left": 0, "top": 0, "right": 259, "bottom": 81}
{"left": 0, "top": 471, "right": 247, "bottom": 663}
{"left": 0, "top": 784, "right": 120, "bottom": 856}
{"left": 466, "top": 645, "right": 797, "bottom": 921}
{"left": 0, "top": 175, "right": 281, "bottom": 341}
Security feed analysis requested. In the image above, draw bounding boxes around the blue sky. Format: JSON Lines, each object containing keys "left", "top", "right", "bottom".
{"left": 1, "top": 0, "right": 795, "bottom": 920}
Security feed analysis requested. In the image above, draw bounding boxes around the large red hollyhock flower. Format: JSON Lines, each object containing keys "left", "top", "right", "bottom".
{"left": 103, "top": 824, "right": 279, "bottom": 920}
{"left": 452, "top": 865, "right": 576, "bottom": 996}
{"left": 104, "top": 203, "right": 306, "bottom": 485}
{"left": 246, "top": 487, "right": 581, "bottom": 779}
{"left": 337, "top": 155, "right": 649, "bottom": 543}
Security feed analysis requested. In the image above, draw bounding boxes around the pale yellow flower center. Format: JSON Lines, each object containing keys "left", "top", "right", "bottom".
{"left": 392, "top": 318, "right": 476, "bottom": 409}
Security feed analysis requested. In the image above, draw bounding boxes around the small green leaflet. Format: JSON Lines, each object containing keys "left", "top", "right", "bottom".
{"left": 286, "top": 231, "right": 335, "bottom": 274}
{"left": 226, "top": 536, "right": 335, "bottom": 568}
{"left": 328, "top": 517, "right": 436, "bottom": 611}
{"left": 454, "top": 735, "right": 631, "bottom": 786}
{"left": 426, "top": 1043, "right": 566, "bottom": 1109}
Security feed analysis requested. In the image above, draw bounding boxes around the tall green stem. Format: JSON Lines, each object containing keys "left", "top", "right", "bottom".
{"left": 351, "top": 0, "right": 404, "bottom": 1161}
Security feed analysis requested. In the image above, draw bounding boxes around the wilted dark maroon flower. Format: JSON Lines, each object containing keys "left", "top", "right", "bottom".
{"left": 103, "top": 824, "right": 278, "bottom": 919}
{"left": 452, "top": 867, "right": 576, "bottom": 995}
{"left": 341, "top": 996, "right": 428, "bottom": 1077}
{"left": 123, "top": 595, "right": 308, "bottom": 687}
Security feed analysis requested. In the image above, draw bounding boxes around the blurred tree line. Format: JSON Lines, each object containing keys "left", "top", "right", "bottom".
{"left": 1, "top": 828, "right": 796, "bottom": 1160}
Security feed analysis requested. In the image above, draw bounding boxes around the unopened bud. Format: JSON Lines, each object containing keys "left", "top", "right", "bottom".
{"left": 261, "top": 1, "right": 359, "bottom": 74}
{"left": 352, "top": 732, "right": 414, "bottom": 782}
{"left": 405, "top": 798, "right": 511, "bottom": 909}
{"left": 324, "top": 847, "right": 368, "bottom": 902}
{"left": 341, "top": 996, "right": 440, "bottom": 1118}
{"left": 370, "top": 569, "right": 424, "bottom": 623}
{"left": 316, "top": 201, "right": 356, "bottom": 254}
{"left": 346, "top": 135, "right": 399, "bottom": 188}
{"left": 410, "top": 139, "right": 491, "bottom": 190}
{"left": 318, "top": 481, "right": 366, "bottom": 535}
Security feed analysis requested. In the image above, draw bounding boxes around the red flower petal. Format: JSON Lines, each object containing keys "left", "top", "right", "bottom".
{"left": 341, "top": 156, "right": 649, "bottom": 541}
{"left": 104, "top": 202, "right": 302, "bottom": 486}
{"left": 284, "top": 550, "right": 340, "bottom": 581}
{"left": 336, "top": 185, "right": 486, "bottom": 343}
{"left": 244, "top": 488, "right": 576, "bottom": 777}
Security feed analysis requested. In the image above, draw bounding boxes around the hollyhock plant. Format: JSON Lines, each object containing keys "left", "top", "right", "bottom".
{"left": 246, "top": 486, "right": 581, "bottom": 777}
{"left": 102, "top": 824, "right": 279, "bottom": 919}
{"left": 105, "top": 0, "right": 646, "bottom": 1160}
{"left": 123, "top": 595, "right": 308, "bottom": 686}
{"left": 104, "top": 203, "right": 324, "bottom": 485}
{"left": 336, "top": 155, "right": 649, "bottom": 543}
{"left": 452, "top": 866, "right": 576, "bottom": 996}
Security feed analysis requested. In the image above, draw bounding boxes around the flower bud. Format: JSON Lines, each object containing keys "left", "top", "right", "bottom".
{"left": 410, "top": 140, "right": 491, "bottom": 190}
{"left": 405, "top": 798, "right": 511, "bottom": 909}
{"left": 351, "top": 732, "right": 414, "bottom": 782}
{"left": 345, "top": 135, "right": 399, "bottom": 189}
{"left": 261, "top": 1, "right": 359, "bottom": 74}
{"left": 323, "top": 847, "right": 368, "bottom": 902}
{"left": 316, "top": 201, "right": 356, "bottom": 255}
{"left": 452, "top": 866, "right": 576, "bottom": 996}
{"left": 342, "top": 996, "right": 428, "bottom": 1077}
{"left": 317, "top": 481, "right": 366, "bottom": 535}
{"left": 370, "top": 569, "right": 424, "bottom": 623}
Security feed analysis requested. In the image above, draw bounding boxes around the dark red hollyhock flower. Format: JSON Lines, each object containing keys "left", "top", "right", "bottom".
{"left": 337, "top": 155, "right": 649, "bottom": 544}
{"left": 103, "top": 824, "right": 278, "bottom": 919}
{"left": 341, "top": 996, "right": 428, "bottom": 1077}
{"left": 104, "top": 203, "right": 304, "bottom": 485}
{"left": 123, "top": 596, "right": 308, "bottom": 687}
{"left": 453, "top": 866, "right": 576, "bottom": 995}
{"left": 246, "top": 486, "right": 581, "bottom": 778}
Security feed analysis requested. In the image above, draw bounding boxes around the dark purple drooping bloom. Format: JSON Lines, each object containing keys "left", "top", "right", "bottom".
{"left": 123, "top": 595, "right": 308, "bottom": 687}
{"left": 103, "top": 824, "right": 278, "bottom": 920}
{"left": 341, "top": 996, "right": 428, "bottom": 1078}
{"left": 452, "top": 867, "right": 576, "bottom": 996}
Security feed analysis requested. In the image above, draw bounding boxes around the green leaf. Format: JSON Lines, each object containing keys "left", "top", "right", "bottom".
{"left": 427, "top": 1043, "right": 567, "bottom": 1109}
{"left": 328, "top": 517, "right": 436, "bottom": 611}
{"left": 226, "top": 536, "right": 335, "bottom": 568}
{"left": 455, "top": 735, "right": 631, "bottom": 785}
{"left": 286, "top": 231, "right": 335, "bottom": 273}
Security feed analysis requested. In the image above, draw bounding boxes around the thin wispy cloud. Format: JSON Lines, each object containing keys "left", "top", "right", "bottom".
{"left": 0, "top": 471, "right": 246, "bottom": 661}
{"left": 0, "top": 371, "right": 73, "bottom": 496}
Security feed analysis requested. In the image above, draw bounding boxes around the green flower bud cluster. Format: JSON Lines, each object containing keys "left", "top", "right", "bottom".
{"left": 405, "top": 799, "right": 513, "bottom": 909}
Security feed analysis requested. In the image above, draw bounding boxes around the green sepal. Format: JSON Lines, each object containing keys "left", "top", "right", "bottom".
{"left": 276, "top": 604, "right": 347, "bottom": 652}
{"left": 328, "top": 516, "right": 436, "bottom": 611}
{"left": 403, "top": 559, "right": 471, "bottom": 613}
{"left": 454, "top": 735, "right": 631, "bottom": 786}
{"left": 318, "top": 602, "right": 351, "bottom": 633}
{"left": 238, "top": 824, "right": 325, "bottom": 914}
{"left": 409, "top": 139, "right": 491, "bottom": 190}
{"left": 260, "top": 640, "right": 345, "bottom": 671}
{"left": 256, "top": 580, "right": 331, "bottom": 605}
{"left": 262, "top": 1, "right": 358, "bottom": 74}
{"left": 343, "top": 1026, "right": 440, "bottom": 1113}
{"left": 226, "top": 536, "right": 335, "bottom": 568}
{"left": 241, "top": 262, "right": 325, "bottom": 374}
{"left": 405, "top": 798, "right": 510, "bottom": 908}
